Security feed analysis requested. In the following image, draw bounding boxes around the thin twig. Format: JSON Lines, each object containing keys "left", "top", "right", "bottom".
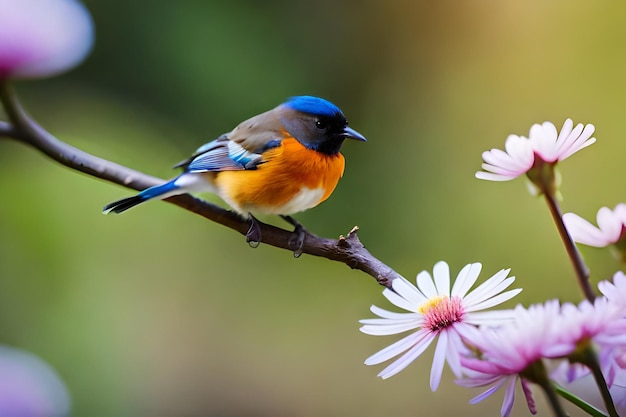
{"left": 0, "top": 81, "right": 402, "bottom": 288}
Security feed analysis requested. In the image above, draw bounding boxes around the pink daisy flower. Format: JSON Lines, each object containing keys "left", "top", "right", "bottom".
{"left": 458, "top": 301, "right": 576, "bottom": 417}
{"left": 563, "top": 204, "right": 626, "bottom": 247}
{"left": 556, "top": 297, "right": 626, "bottom": 387}
{"left": 476, "top": 119, "right": 595, "bottom": 182}
{"left": 359, "top": 261, "right": 521, "bottom": 391}
{"left": 558, "top": 297, "right": 626, "bottom": 347}
{"left": 0, "top": 0, "right": 94, "bottom": 79}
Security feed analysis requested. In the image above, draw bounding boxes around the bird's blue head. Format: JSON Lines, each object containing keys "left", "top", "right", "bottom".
{"left": 286, "top": 96, "right": 344, "bottom": 119}
{"left": 280, "top": 95, "right": 366, "bottom": 155}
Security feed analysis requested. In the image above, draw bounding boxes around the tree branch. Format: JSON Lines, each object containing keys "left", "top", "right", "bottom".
{"left": 0, "top": 82, "right": 402, "bottom": 288}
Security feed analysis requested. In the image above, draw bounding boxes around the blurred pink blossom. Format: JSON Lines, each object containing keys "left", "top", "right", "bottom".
{"left": 0, "top": 345, "right": 71, "bottom": 416}
{"left": 0, "top": 0, "right": 94, "bottom": 79}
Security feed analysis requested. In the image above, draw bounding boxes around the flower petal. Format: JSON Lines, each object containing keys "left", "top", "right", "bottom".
{"left": 382, "top": 288, "right": 417, "bottom": 312}
{"left": 360, "top": 320, "right": 422, "bottom": 336}
{"left": 433, "top": 261, "right": 451, "bottom": 296}
{"left": 597, "top": 206, "right": 623, "bottom": 242}
{"left": 558, "top": 123, "right": 595, "bottom": 161}
{"left": 563, "top": 212, "right": 611, "bottom": 246}
{"left": 451, "top": 263, "right": 482, "bottom": 298}
{"left": 476, "top": 135, "right": 534, "bottom": 181}
{"left": 501, "top": 376, "right": 518, "bottom": 417}
{"left": 445, "top": 328, "right": 466, "bottom": 377}
{"left": 464, "top": 309, "right": 516, "bottom": 326}
{"left": 416, "top": 270, "right": 438, "bottom": 299}
{"left": 467, "top": 377, "right": 507, "bottom": 402}
{"left": 475, "top": 171, "right": 518, "bottom": 181}
{"left": 462, "top": 269, "right": 513, "bottom": 308}
{"left": 375, "top": 333, "right": 436, "bottom": 379}
{"left": 392, "top": 277, "right": 427, "bottom": 307}
{"left": 429, "top": 331, "right": 448, "bottom": 391}
{"left": 368, "top": 305, "right": 421, "bottom": 321}
{"left": 364, "top": 329, "right": 430, "bottom": 366}
{"left": 465, "top": 288, "right": 522, "bottom": 312}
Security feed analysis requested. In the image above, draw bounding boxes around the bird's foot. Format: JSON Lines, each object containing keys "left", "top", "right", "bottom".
{"left": 246, "top": 215, "right": 262, "bottom": 248}
{"left": 281, "top": 215, "right": 306, "bottom": 258}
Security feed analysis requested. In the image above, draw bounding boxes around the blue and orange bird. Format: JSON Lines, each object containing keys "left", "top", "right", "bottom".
{"left": 103, "top": 96, "right": 366, "bottom": 251}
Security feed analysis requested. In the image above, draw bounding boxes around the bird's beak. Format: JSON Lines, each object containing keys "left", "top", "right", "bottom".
{"left": 342, "top": 126, "right": 367, "bottom": 142}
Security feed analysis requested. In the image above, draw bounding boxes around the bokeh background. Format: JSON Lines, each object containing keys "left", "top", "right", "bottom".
{"left": 1, "top": 1, "right": 625, "bottom": 415}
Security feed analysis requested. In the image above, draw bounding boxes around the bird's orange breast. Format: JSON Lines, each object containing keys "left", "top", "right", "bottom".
{"left": 213, "top": 138, "right": 345, "bottom": 215}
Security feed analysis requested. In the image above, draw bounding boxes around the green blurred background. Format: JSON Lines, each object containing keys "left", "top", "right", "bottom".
{"left": 1, "top": 1, "right": 625, "bottom": 415}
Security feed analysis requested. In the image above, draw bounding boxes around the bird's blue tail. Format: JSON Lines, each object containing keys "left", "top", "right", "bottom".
{"left": 103, "top": 181, "right": 179, "bottom": 214}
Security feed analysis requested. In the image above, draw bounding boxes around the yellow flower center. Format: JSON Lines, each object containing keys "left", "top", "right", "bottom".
{"left": 418, "top": 295, "right": 448, "bottom": 314}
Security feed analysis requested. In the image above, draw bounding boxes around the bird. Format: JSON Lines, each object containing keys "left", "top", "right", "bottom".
{"left": 103, "top": 95, "right": 366, "bottom": 254}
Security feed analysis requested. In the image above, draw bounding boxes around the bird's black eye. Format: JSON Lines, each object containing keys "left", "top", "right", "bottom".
{"left": 315, "top": 120, "right": 327, "bottom": 129}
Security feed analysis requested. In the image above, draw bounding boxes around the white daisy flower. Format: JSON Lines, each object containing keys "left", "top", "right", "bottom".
{"left": 359, "top": 261, "right": 521, "bottom": 391}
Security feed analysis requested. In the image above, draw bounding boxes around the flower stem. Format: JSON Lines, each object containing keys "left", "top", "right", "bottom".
{"left": 543, "top": 192, "right": 595, "bottom": 301}
{"left": 584, "top": 350, "right": 619, "bottom": 417}
{"left": 540, "top": 382, "right": 569, "bottom": 417}
{"left": 554, "top": 383, "right": 607, "bottom": 417}
{"left": 526, "top": 361, "right": 569, "bottom": 417}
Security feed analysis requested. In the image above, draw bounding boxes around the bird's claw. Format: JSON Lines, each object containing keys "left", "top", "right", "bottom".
{"left": 289, "top": 226, "right": 305, "bottom": 258}
{"left": 281, "top": 215, "right": 306, "bottom": 258}
{"left": 246, "top": 216, "right": 262, "bottom": 248}
{"left": 245, "top": 215, "right": 307, "bottom": 256}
